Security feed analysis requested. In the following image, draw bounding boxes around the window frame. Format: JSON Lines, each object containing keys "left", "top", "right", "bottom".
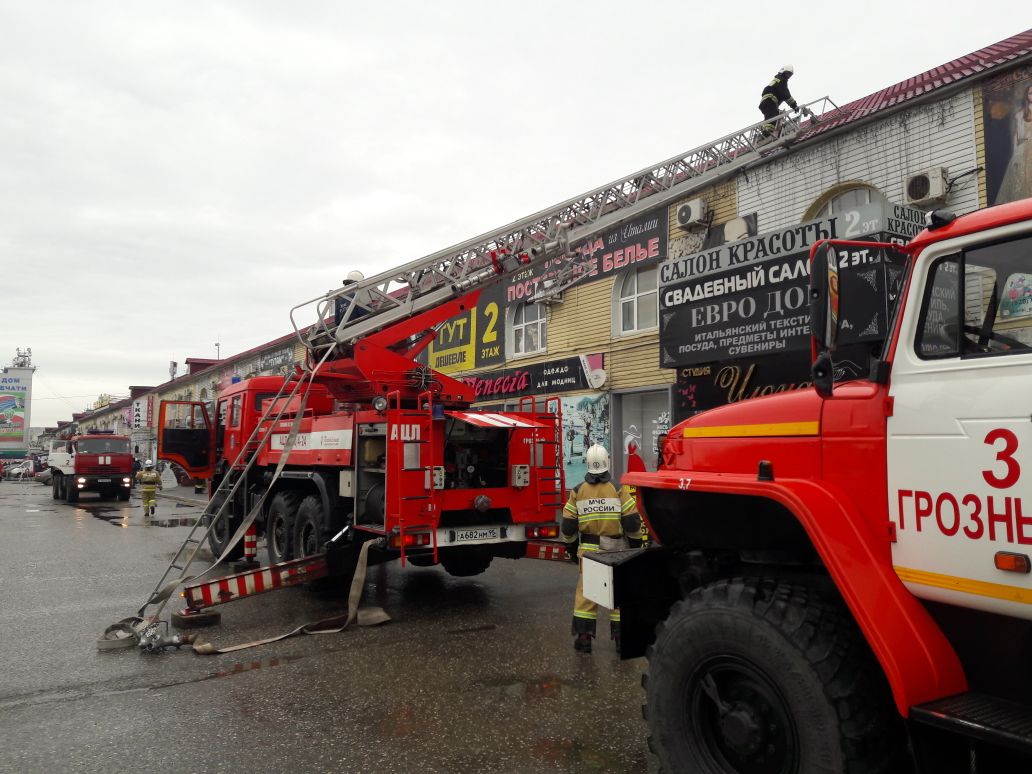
{"left": 615, "top": 265, "right": 659, "bottom": 335}
{"left": 509, "top": 302, "right": 547, "bottom": 358}
{"left": 914, "top": 235, "right": 1032, "bottom": 361}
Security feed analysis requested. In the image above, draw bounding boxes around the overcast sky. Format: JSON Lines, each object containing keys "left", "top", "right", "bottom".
{"left": 3, "top": 2, "right": 1028, "bottom": 427}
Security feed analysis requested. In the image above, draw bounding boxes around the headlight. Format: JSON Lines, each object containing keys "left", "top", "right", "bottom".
{"left": 372, "top": 395, "right": 388, "bottom": 412}
{"left": 122, "top": 477, "right": 131, "bottom": 484}
{"left": 77, "top": 477, "right": 86, "bottom": 484}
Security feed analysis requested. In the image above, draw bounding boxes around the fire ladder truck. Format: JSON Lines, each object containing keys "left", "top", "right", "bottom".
{"left": 133, "top": 99, "right": 837, "bottom": 634}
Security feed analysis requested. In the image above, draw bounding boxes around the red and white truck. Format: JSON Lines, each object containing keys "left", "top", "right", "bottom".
{"left": 585, "top": 198, "right": 1032, "bottom": 773}
{"left": 48, "top": 430, "right": 133, "bottom": 502}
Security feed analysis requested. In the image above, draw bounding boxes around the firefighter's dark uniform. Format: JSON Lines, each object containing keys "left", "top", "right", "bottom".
{"left": 759, "top": 70, "right": 797, "bottom": 136}
{"left": 562, "top": 474, "right": 643, "bottom": 644}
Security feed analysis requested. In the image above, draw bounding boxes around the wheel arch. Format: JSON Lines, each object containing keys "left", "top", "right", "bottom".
{"left": 639, "top": 478, "right": 967, "bottom": 716}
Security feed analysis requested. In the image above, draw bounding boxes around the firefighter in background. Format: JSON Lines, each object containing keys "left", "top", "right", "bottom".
{"left": 759, "top": 64, "right": 797, "bottom": 137}
{"left": 562, "top": 444, "right": 643, "bottom": 653}
{"left": 136, "top": 459, "right": 162, "bottom": 517}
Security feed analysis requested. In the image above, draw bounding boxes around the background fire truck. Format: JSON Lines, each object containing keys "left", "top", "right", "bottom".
{"left": 585, "top": 199, "right": 1032, "bottom": 773}
{"left": 48, "top": 429, "right": 133, "bottom": 502}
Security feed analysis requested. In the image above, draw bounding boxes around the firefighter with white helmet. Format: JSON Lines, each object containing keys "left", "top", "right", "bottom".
{"left": 758, "top": 64, "right": 798, "bottom": 138}
{"left": 136, "top": 459, "right": 162, "bottom": 517}
{"left": 561, "top": 444, "right": 643, "bottom": 653}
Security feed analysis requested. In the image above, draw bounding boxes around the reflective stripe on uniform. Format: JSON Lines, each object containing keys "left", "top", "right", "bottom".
{"left": 578, "top": 515, "right": 621, "bottom": 525}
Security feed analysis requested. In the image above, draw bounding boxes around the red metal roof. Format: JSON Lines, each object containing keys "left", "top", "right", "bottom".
{"left": 804, "top": 28, "right": 1032, "bottom": 139}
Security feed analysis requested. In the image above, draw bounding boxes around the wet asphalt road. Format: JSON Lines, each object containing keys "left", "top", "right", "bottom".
{"left": 0, "top": 481, "right": 651, "bottom": 773}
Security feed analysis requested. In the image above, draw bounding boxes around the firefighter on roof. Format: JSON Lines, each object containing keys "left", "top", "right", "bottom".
{"left": 562, "top": 444, "right": 643, "bottom": 653}
{"left": 759, "top": 64, "right": 798, "bottom": 137}
{"left": 136, "top": 459, "right": 162, "bottom": 517}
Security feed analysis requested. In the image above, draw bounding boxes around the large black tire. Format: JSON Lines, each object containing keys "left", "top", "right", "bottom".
{"left": 293, "top": 495, "right": 328, "bottom": 559}
{"left": 118, "top": 488, "right": 130, "bottom": 502}
{"left": 644, "top": 578, "right": 900, "bottom": 774}
{"left": 206, "top": 512, "right": 244, "bottom": 561}
{"left": 440, "top": 549, "right": 493, "bottom": 578}
{"left": 65, "top": 480, "right": 78, "bottom": 503}
{"left": 51, "top": 475, "right": 60, "bottom": 500}
{"left": 266, "top": 490, "right": 300, "bottom": 564}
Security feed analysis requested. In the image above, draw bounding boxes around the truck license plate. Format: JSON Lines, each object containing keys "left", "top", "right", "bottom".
{"left": 453, "top": 527, "right": 499, "bottom": 543}
{"left": 97, "top": 478, "right": 111, "bottom": 483}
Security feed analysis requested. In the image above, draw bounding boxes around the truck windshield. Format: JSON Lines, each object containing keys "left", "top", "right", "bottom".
{"left": 77, "top": 438, "right": 130, "bottom": 454}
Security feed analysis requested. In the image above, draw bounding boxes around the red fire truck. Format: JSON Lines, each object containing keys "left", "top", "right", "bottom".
{"left": 584, "top": 199, "right": 1032, "bottom": 773}
{"left": 158, "top": 297, "right": 566, "bottom": 581}
{"left": 148, "top": 104, "right": 831, "bottom": 614}
{"left": 48, "top": 429, "right": 133, "bottom": 502}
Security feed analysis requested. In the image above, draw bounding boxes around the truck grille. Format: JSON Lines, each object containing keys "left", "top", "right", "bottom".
{"left": 83, "top": 466, "right": 118, "bottom": 474}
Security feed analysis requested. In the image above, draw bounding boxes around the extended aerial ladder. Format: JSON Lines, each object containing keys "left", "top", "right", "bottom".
{"left": 117, "top": 96, "right": 839, "bottom": 642}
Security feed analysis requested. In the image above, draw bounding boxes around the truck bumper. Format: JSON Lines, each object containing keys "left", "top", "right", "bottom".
{"left": 75, "top": 475, "right": 132, "bottom": 492}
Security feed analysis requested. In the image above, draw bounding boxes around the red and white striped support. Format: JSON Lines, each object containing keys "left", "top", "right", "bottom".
{"left": 183, "top": 554, "right": 328, "bottom": 611}
{"left": 525, "top": 540, "right": 569, "bottom": 561}
{"left": 243, "top": 524, "right": 257, "bottom": 562}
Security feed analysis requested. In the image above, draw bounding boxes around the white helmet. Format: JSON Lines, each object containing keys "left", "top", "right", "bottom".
{"left": 780, "top": 64, "right": 794, "bottom": 75}
{"left": 586, "top": 444, "right": 610, "bottom": 474}
{"left": 345, "top": 270, "right": 365, "bottom": 283}
{"left": 144, "top": 459, "right": 154, "bottom": 469}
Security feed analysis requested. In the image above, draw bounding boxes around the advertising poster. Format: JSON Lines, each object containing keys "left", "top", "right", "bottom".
{"left": 552, "top": 392, "right": 610, "bottom": 488}
{"left": 0, "top": 368, "right": 32, "bottom": 455}
{"left": 983, "top": 64, "right": 1032, "bottom": 206}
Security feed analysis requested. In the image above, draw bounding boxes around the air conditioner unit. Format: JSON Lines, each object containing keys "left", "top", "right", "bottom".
{"left": 904, "top": 167, "right": 948, "bottom": 207}
{"left": 676, "top": 198, "right": 711, "bottom": 229}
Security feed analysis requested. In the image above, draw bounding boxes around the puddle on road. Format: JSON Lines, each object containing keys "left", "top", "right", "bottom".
{"left": 530, "top": 737, "right": 629, "bottom": 771}
{"left": 86, "top": 504, "right": 198, "bottom": 529}
{"left": 473, "top": 673, "right": 564, "bottom": 702}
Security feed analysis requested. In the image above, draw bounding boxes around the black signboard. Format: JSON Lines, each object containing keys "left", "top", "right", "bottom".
{"left": 672, "top": 345, "right": 876, "bottom": 423}
{"left": 459, "top": 355, "right": 603, "bottom": 400}
{"left": 660, "top": 215, "right": 906, "bottom": 369}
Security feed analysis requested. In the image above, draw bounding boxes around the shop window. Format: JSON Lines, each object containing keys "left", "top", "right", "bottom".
{"left": 616, "top": 390, "right": 670, "bottom": 473}
{"left": 616, "top": 265, "right": 658, "bottom": 334}
{"left": 510, "top": 303, "right": 547, "bottom": 356}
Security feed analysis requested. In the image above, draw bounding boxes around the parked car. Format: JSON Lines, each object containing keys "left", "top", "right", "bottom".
{"left": 5, "top": 461, "right": 31, "bottom": 481}
{"left": 34, "top": 467, "right": 53, "bottom": 485}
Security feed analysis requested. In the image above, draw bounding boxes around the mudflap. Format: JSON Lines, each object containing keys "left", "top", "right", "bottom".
{"left": 582, "top": 546, "right": 680, "bottom": 659}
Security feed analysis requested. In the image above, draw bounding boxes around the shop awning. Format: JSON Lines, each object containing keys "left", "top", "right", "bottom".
{"left": 445, "top": 411, "right": 548, "bottom": 429}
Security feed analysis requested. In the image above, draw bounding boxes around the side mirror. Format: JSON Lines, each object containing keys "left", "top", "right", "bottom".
{"left": 812, "top": 350, "right": 834, "bottom": 399}
{"left": 809, "top": 243, "right": 841, "bottom": 351}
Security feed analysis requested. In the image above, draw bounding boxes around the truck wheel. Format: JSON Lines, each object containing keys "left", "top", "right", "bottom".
{"left": 440, "top": 550, "right": 493, "bottom": 577}
{"left": 293, "top": 495, "right": 327, "bottom": 559}
{"left": 66, "top": 481, "right": 78, "bottom": 503}
{"left": 266, "top": 491, "right": 300, "bottom": 564}
{"left": 52, "top": 476, "right": 60, "bottom": 500}
{"left": 118, "top": 489, "right": 130, "bottom": 502}
{"left": 644, "top": 578, "right": 900, "bottom": 774}
{"left": 206, "top": 513, "right": 244, "bottom": 561}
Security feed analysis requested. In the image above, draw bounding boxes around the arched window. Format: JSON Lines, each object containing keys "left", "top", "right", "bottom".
{"left": 616, "top": 265, "right": 658, "bottom": 334}
{"left": 511, "top": 303, "right": 547, "bottom": 356}
{"left": 807, "top": 183, "right": 889, "bottom": 220}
